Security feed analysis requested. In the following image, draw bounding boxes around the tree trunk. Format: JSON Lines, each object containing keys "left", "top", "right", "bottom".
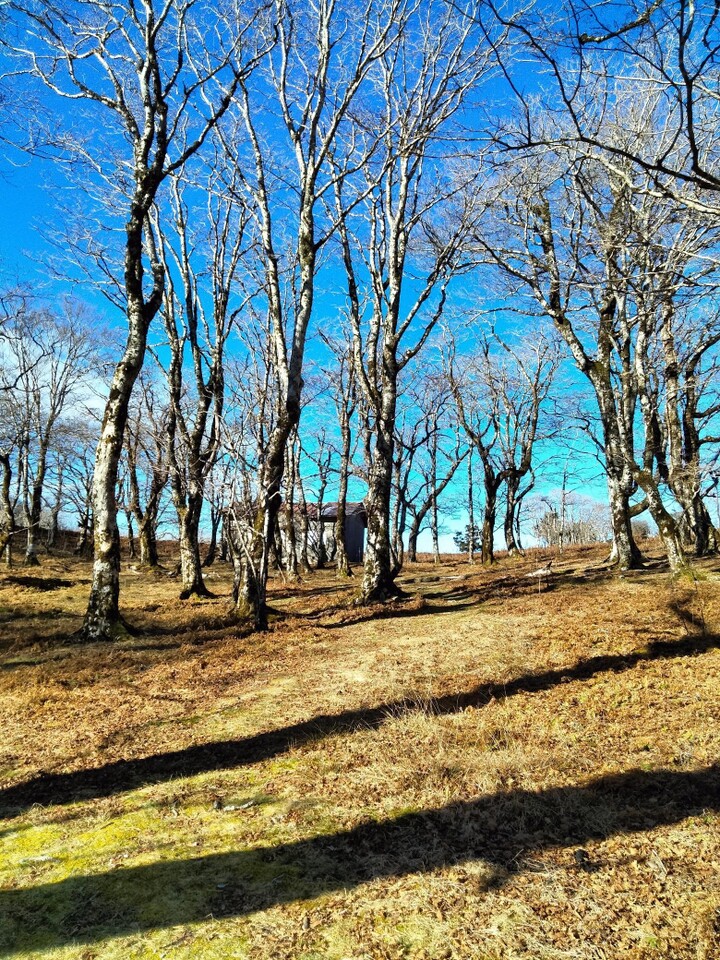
{"left": 359, "top": 413, "right": 402, "bottom": 603}
{"left": 24, "top": 521, "right": 40, "bottom": 566}
{"left": 690, "top": 497, "right": 720, "bottom": 556}
{"left": 467, "top": 450, "right": 475, "bottom": 563}
{"left": 203, "top": 508, "right": 222, "bottom": 567}
{"left": 177, "top": 492, "right": 211, "bottom": 599}
{"left": 407, "top": 524, "right": 419, "bottom": 564}
{"left": 295, "top": 460, "right": 311, "bottom": 572}
{"left": 234, "top": 505, "right": 272, "bottom": 630}
{"left": 481, "top": 476, "right": 497, "bottom": 565}
{"left": 431, "top": 493, "right": 440, "bottom": 564}
{"left": 605, "top": 471, "right": 643, "bottom": 568}
{"left": 335, "top": 412, "right": 352, "bottom": 577}
{"left": 24, "top": 472, "right": 46, "bottom": 566}
{"left": 81, "top": 298, "right": 151, "bottom": 641}
{"left": 481, "top": 502, "right": 494, "bottom": 565}
{"left": 281, "top": 443, "right": 299, "bottom": 578}
{"left": 46, "top": 506, "right": 60, "bottom": 550}
{"left": 126, "top": 511, "right": 137, "bottom": 560}
{"left": 219, "top": 527, "right": 228, "bottom": 563}
{"left": 0, "top": 452, "right": 14, "bottom": 566}
{"left": 75, "top": 511, "right": 93, "bottom": 559}
{"left": 504, "top": 475, "right": 520, "bottom": 556}
{"left": 634, "top": 468, "right": 688, "bottom": 573}
{"left": 138, "top": 521, "right": 158, "bottom": 567}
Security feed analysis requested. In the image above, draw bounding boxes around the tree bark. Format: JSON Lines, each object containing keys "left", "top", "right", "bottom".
{"left": 359, "top": 397, "right": 403, "bottom": 602}
{"left": 335, "top": 405, "right": 352, "bottom": 577}
{"left": 176, "top": 491, "right": 212, "bottom": 599}
{"left": 83, "top": 300, "right": 152, "bottom": 640}
{"left": 0, "top": 452, "right": 15, "bottom": 567}
{"left": 504, "top": 474, "right": 521, "bottom": 556}
{"left": 481, "top": 479, "right": 497, "bottom": 565}
{"left": 203, "top": 507, "right": 222, "bottom": 567}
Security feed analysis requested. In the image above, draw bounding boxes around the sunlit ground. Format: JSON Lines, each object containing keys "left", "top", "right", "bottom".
{"left": 1, "top": 543, "right": 719, "bottom": 959}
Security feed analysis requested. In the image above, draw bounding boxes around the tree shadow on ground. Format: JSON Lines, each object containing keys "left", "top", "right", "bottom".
{"left": 312, "top": 597, "right": 477, "bottom": 628}
{"left": 1, "top": 631, "right": 717, "bottom": 818}
{"left": 311, "top": 556, "right": 673, "bottom": 627}
{"left": 1, "top": 764, "right": 717, "bottom": 953}
{"left": 0, "top": 608, "right": 255, "bottom": 660}
{"left": 0, "top": 575, "right": 80, "bottom": 592}
{"left": 273, "top": 581, "right": 357, "bottom": 603}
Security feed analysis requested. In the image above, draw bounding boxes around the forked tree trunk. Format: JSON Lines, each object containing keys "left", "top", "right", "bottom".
{"left": 233, "top": 499, "right": 276, "bottom": 630}
{"left": 233, "top": 393, "right": 302, "bottom": 628}
{"left": 605, "top": 472, "right": 643, "bottom": 568}
{"left": 597, "top": 378, "right": 643, "bottom": 568}
{"left": 634, "top": 468, "right": 688, "bottom": 573}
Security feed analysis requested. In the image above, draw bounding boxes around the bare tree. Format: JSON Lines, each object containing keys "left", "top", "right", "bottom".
{"left": 477, "top": 137, "right": 720, "bottom": 570}
{"left": 62, "top": 419, "right": 99, "bottom": 558}
{"left": 221, "top": 0, "right": 406, "bottom": 627}
{"left": 5, "top": 0, "right": 267, "bottom": 638}
{"left": 335, "top": 2, "right": 495, "bottom": 601}
{"left": 476, "top": 150, "right": 650, "bottom": 568}
{"left": 481, "top": 1, "right": 720, "bottom": 204}
{"left": 448, "top": 345, "right": 507, "bottom": 566}
{"left": 319, "top": 332, "right": 358, "bottom": 577}
{"left": 626, "top": 198, "right": 720, "bottom": 556}
{"left": 491, "top": 333, "right": 559, "bottom": 555}
{"left": 203, "top": 455, "right": 234, "bottom": 567}
{"left": 0, "top": 304, "right": 98, "bottom": 565}
{"left": 398, "top": 375, "right": 467, "bottom": 564}
{"left": 156, "top": 171, "right": 249, "bottom": 598}
{"left": 123, "top": 373, "right": 171, "bottom": 568}
{"left": 389, "top": 401, "right": 436, "bottom": 569}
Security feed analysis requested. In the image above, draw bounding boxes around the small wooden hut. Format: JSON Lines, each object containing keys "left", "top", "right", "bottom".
{"left": 311, "top": 501, "right": 367, "bottom": 563}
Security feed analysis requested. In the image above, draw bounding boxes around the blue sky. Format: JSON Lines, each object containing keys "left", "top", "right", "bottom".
{"left": 0, "top": 120, "right": 613, "bottom": 555}
{"left": 0, "top": 0, "right": 621, "bottom": 557}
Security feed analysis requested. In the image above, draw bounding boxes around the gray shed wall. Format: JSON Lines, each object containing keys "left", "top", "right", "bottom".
{"left": 344, "top": 516, "right": 365, "bottom": 563}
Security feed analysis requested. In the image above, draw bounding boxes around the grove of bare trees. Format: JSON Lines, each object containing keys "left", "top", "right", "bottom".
{"left": 1, "top": 0, "right": 719, "bottom": 636}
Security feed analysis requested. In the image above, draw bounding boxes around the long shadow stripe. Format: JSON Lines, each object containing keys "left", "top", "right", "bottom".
{"left": 1, "top": 764, "right": 718, "bottom": 952}
{"left": 1, "top": 633, "right": 717, "bottom": 817}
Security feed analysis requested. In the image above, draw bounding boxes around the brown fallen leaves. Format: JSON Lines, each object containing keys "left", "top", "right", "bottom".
{"left": 0, "top": 541, "right": 718, "bottom": 959}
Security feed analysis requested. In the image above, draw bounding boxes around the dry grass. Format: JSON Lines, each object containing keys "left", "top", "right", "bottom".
{"left": 0, "top": 542, "right": 719, "bottom": 959}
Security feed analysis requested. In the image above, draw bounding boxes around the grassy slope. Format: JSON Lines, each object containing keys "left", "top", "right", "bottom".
{"left": 0, "top": 544, "right": 718, "bottom": 960}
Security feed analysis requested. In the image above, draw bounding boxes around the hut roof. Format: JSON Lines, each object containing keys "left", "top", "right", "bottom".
{"left": 305, "top": 501, "right": 367, "bottom": 524}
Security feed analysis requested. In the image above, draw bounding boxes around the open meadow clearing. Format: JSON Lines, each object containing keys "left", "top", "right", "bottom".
{"left": 0, "top": 545, "right": 718, "bottom": 960}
